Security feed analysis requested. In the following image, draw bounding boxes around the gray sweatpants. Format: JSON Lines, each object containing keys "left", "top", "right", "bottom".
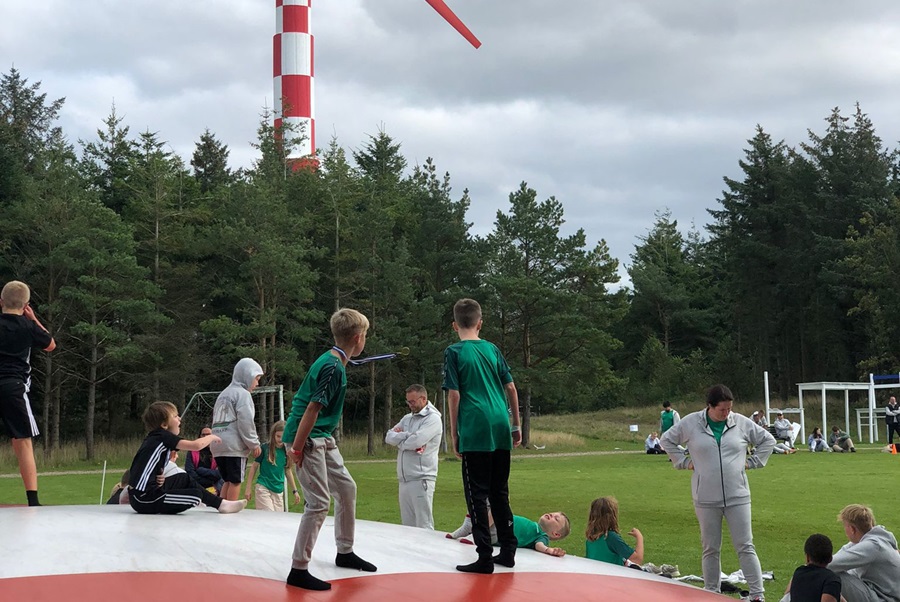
{"left": 838, "top": 573, "right": 880, "bottom": 602}
{"left": 694, "top": 503, "right": 764, "bottom": 600}
{"left": 399, "top": 479, "right": 435, "bottom": 530}
{"left": 291, "top": 436, "right": 357, "bottom": 569}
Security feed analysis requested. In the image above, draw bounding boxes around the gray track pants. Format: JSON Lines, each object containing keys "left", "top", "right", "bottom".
{"left": 399, "top": 479, "right": 435, "bottom": 529}
{"left": 694, "top": 503, "right": 764, "bottom": 599}
{"left": 291, "top": 436, "right": 357, "bottom": 569}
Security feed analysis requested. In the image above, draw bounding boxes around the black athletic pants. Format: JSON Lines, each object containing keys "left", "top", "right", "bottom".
{"left": 460, "top": 450, "right": 517, "bottom": 560}
{"left": 129, "top": 472, "right": 220, "bottom": 515}
{"left": 888, "top": 422, "right": 900, "bottom": 445}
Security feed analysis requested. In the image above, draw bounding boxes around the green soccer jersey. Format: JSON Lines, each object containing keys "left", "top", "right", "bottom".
{"left": 284, "top": 351, "right": 346, "bottom": 443}
{"left": 254, "top": 443, "right": 287, "bottom": 494}
{"left": 442, "top": 339, "right": 514, "bottom": 453}
{"left": 512, "top": 515, "right": 549, "bottom": 549}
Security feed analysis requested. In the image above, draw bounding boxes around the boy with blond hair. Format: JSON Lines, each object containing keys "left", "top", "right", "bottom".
{"left": 448, "top": 507, "right": 570, "bottom": 558}
{"left": 284, "top": 308, "right": 377, "bottom": 591}
{"left": 829, "top": 504, "right": 900, "bottom": 602}
{"left": 0, "top": 281, "right": 55, "bottom": 506}
{"left": 444, "top": 298, "right": 521, "bottom": 574}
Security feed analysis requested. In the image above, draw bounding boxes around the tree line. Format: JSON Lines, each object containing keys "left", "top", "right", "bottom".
{"left": 2, "top": 67, "right": 898, "bottom": 457}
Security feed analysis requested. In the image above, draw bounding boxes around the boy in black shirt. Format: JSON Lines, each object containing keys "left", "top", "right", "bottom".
{"left": 0, "top": 281, "right": 55, "bottom": 507}
{"left": 128, "top": 401, "right": 247, "bottom": 515}
{"left": 781, "top": 533, "right": 842, "bottom": 602}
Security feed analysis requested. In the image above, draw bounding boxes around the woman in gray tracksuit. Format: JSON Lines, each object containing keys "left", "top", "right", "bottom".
{"left": 661, "top": 384, "right": 776, "bottom": 601}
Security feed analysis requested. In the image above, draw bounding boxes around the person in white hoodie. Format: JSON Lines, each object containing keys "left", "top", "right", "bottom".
{"left": 661, "top": 384, "right": 776, "bottom": 602}
{"left": 829, "top": 504, "right": 900, "bottom": 602}
{"left": 385, "top": 384, "right": 443, "bottom": 529}
{"left": 210, "top": 358, "right": 263, "bottom": 501}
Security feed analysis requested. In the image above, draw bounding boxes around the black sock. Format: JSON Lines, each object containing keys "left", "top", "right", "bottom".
{"left": 335, "top": 551, "right": 377, "bottom": 572}
{"left": 456, "top": 558, "right": 494, "bottom": 574}
{"left": 286, "top": 568, "right": 331, "bottom": 591}
{"left": 26, "top": 490, "right": 41, "bottom": 506}
{"left": 492, "top": 552, "right": 515, "bottom": 568}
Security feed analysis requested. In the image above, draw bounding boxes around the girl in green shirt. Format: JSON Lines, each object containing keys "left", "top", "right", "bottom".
{"left": 585, "top": 496, "right": 644, "bottom": 567}
{"left": 245, "top": 421, "right": 301, "bottom": 511}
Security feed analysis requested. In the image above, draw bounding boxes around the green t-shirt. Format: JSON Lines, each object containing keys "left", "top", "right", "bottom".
{"left": 254, "top": 443, "right": 287, "bottom": 494}
{"left": 660, "top": 409, "right": 676, "bottom": 433}
{"left": 512, "top": 515, "right": 549, "bottom": 549}
{"left": 442, "top": 339, "right": 514, "bottom": 453}
{"left": 284, "top": 351, "right": 346, "bottom": 444}
{"left": 706, "top": 413, "right": 727, "bottom": 443}
{"left": 585, "top": 531, "right": 634, "bottom": 565}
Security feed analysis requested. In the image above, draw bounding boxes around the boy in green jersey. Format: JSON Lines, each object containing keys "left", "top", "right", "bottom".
{"left": 443, "top": 298, "right": 521, "bottom": 574}
{"left": 284, "top": 308, "right": 377, "bottom": 591}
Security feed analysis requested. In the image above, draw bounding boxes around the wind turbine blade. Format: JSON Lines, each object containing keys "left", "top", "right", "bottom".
{"left": 424, "top": 0, "right": 482, "bottom": 48}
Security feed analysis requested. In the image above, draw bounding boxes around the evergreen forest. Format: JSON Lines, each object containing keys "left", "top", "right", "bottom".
{"left": 3, "top": 67, "right": 900, "bottom": 456}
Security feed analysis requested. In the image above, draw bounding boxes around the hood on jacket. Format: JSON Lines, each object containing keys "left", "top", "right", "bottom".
{"left": 866, "top": 525, "right": 900, "bottom": 549}
{"left": 232, "top": 358, "right": 264, "bottom": 390}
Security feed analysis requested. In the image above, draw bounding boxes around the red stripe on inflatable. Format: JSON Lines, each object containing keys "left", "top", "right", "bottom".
{"left": 0, "top": 570, "right": 723, "bottom": 602}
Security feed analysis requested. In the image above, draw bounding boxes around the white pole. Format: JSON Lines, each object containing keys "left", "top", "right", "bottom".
{"left": 763, "top": 371, "right": 770, "bottom": 420}
{"left": 869, "top": 374, "right": 876, "bottom": 443}
{"left": 821, "top": 383, "right": 827, "bottom": 443}
{"left": 441, "top": 388, "right": 448, "bottom": 453}
{"left": 100, "top": 460, "right": 107, "bottom": 505}
{"left": 844, "top": 390, "right": 850, "bottom": 435}
{"left": 279, "top": 384, "right": 288, "bottom": 512}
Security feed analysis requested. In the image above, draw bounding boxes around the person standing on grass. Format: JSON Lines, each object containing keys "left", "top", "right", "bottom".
{"left": 384, "top": 383, "right": 442, "bottom": 530}
{"left": 0, "top": 281, "right": 55, "bottom": 507}
{"left": 885, "top": 396, "right": 900, "bottom": 448}
{"left": 660, "top": 401, "right": 680, "bottom": 435}
{"left": 444, "top": 298, "right": 521, "bottom": 575}
{"left": 244, "top": 420, "right": 301, "bottom": 511}
{"left": 661, "top": 384, "right": 776, "bottom": 602}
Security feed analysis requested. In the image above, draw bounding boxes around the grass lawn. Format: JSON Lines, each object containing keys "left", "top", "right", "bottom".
{"left": 2, "top": 447, "right": 897, "bottom": 599}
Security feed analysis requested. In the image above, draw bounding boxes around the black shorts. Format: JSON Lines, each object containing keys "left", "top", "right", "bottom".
{"left": 215, "top": 456, "right": 246, "bottom": 484}
{"left": 0, "top": 378, "right": 40, "bottom": 439}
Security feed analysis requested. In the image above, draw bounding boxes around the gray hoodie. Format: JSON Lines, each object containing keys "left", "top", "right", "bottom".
{"left": 661, "top": 409, "right": 775, "bottom": 508}
{"left": 210, "top": 358, "right": 263, "bottom": 458}
{"left": 384, "top": 402, "right": 442, "bottom": 482}
{"left": 829, "top": 525, "right": 900, "bottom": 602}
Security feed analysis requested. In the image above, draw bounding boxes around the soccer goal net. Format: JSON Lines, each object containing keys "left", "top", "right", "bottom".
{"left": 181, "top": 385, "right": 286, "bottom": 442}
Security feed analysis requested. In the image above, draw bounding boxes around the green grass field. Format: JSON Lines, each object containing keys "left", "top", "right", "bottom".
{"left": 2, "top": 402, "right": 896, "bottom": 599}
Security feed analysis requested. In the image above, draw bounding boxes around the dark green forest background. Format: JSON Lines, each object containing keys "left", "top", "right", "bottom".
{"left": 3, "top": 68, "right": 899, "bottom": 457}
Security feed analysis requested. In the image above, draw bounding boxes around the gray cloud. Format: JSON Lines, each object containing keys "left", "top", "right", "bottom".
{"left": 4, "top": 0, "right": 900, "bottom": 285}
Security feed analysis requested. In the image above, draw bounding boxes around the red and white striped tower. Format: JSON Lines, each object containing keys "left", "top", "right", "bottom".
{"left": 273, "top": 1, "right": 480, "bottom": 164}
{"left": 274, "top": 0, "right": 314, "bottom": 160}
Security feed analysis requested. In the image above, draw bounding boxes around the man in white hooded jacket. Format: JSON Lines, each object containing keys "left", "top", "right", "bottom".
{"left": 385, "top": 384, "right": 443, "bottom": 529}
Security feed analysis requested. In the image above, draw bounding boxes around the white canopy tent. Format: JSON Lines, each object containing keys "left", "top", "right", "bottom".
{"left": 764, "top": 372, "right": 896, "bottom": 444}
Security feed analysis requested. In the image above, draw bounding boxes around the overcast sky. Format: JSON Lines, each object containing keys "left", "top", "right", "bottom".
{"left": 4, "top": 0, "right": 900, "bottom": 283}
